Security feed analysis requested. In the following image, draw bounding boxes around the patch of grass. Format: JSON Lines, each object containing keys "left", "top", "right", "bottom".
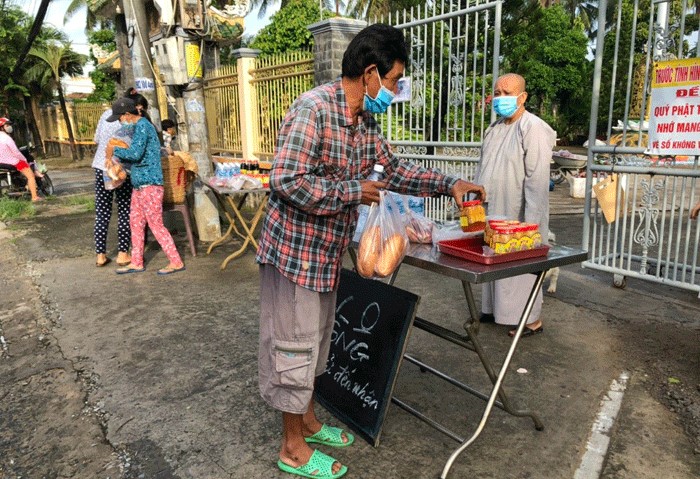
{"left": 63, "top": 194, "right": 95, "bottom": 212}
{"left": 0, "top": 198, "right": 35, "bottom": 221}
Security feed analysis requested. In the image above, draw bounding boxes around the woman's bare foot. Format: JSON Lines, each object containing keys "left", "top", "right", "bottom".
{"left": 156, "top": 263, "right": 186, "bottom": 275}
{"left": 116, "top": 252, "right": 131, "bottom": 266}
{"left": 96, "top": 254, "right": 110, "bottom": 267}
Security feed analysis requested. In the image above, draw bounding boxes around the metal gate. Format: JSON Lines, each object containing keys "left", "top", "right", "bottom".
{"left": 378, "top": 0, "right": 501, "bottom": 222}
{"left": 585, "top": 0, "right": 700, "bottom": 294}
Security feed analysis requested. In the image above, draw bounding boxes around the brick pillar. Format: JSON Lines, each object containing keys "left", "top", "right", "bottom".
{"left": 308, "top": 18, "right": 367, "bottom": 86}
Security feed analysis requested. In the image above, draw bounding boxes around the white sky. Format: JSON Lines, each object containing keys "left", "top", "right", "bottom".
{"left": 18, "top": 0, "right": 275, "bottom": 75}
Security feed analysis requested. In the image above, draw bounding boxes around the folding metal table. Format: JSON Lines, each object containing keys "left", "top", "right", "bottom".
{"left": 349, "top": 242, "right": 587, "bottom": 478}
{"left": 205, "top": 184, "right": 269, "bottom": 270}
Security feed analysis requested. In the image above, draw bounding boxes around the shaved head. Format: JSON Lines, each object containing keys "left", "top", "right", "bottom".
{"left": 495, "top": 74, "right": 526, "bottom": 94}
{"left": 493, "top": 73, "right": 528, "bottom": 122}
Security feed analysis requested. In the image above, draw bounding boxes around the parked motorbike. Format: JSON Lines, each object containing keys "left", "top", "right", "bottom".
{"left": 550, "top": 152, "right": 587, "bottom": 185}
{"left": 0, "top": 143, "right": 54, "bottom": 198}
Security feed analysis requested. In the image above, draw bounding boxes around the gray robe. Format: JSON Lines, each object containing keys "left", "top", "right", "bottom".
{"left": 475, "top": 111, "right": 556, "bottom": 325}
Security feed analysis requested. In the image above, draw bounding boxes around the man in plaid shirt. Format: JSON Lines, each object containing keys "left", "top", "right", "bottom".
{"left": 256, "top": 24, "right": 485, "bottom": 479}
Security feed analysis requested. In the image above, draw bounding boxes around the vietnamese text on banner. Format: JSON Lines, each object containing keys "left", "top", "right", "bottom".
{"left": 646, "top": 58, "right": 700, "bottom": 156}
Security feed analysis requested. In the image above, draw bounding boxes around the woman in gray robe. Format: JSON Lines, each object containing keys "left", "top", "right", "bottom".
{"left": 475, "top": 73, "right": 556, "bottom": 336}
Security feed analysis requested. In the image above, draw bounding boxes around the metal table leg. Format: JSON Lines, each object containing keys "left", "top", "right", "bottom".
{"left": 440, "top": 270, "right": 547, "bottom": 478}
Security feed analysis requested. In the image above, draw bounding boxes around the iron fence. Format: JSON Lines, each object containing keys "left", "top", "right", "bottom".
{"left": 37, "top": 102, "right": 108, "bottom": 142}
{"left": 379, "top": 0, "right": 501, "bottom": 221}
{"left": 585, "top": 0, "right": 700, "bottom": 294}
{"left": 250, "top": 51, "right": 314, "bottom": 159}
{"left": 203, "top": 63, "right": 243, "bottom": 155}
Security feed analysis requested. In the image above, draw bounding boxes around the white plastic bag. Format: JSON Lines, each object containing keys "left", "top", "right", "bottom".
{"left": 432, "top": 221, "right": 483, "bottom": 246}
{"left": 356, "top": 191, "right": 409, "bottom": 278}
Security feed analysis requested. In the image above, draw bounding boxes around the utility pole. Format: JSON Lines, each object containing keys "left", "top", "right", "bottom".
{"left": 114, "top": 12, "right": 134, "bottom": 94}
{"left": 147, "top": 0, "right": 221, "bottom": 241}
{"left": 121, "top": 0, "right": 160, "bottom": 125}
{"left": 180, "top": 38, "right": 221, "bottom": 242}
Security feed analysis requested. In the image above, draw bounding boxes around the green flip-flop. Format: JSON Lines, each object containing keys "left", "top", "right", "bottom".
{"left": 305, "top": 424, "right": 355, "bottom": 448}
{"left": 277, "top": 449, "right": 347, "bottom": 479}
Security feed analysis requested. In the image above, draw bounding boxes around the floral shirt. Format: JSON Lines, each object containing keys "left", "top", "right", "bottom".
{"left": 255, "top": 79, "right": 458, "bottom": 292}
{"left": 113, "top": 117, "right": 163, "bottom": 188}
{"left": 92, "top": 109, "right": 122, "bottom": 171}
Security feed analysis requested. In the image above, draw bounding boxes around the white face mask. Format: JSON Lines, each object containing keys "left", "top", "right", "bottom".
{"left": 3, "top": 125, "right": 13, "bottom": 134}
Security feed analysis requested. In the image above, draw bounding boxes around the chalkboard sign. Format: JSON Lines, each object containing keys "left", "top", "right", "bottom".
{"left": 315, "top": 269, "right": 420, "bottom": 446}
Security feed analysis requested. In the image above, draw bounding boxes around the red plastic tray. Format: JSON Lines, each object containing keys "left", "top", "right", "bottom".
{"left": 437, "top": 237, "right": 550, "bottom": 265}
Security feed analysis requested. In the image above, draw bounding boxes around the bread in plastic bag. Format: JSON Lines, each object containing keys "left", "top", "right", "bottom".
{"left": 103, "top": 138, "right": 130, "bottom": 190}
{"left": 405, "top": 212, "right": 434, "bottom": 243}
{"left": 356, "top": 191, "right": 409, "bottom": 278}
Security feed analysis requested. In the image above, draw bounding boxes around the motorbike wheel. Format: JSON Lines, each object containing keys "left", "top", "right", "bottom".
{"left": 39, "top": 173, "right": 54, "bottom": 196}
{"left": 0, "top": 176, "right": 10, "bottom": 197}
{"left": 550, "top": 168, "right": 566, "bottom": 185}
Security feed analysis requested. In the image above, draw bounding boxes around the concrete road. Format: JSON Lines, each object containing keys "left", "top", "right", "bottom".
{"left": 47, "top": 166, "right": 95, "bottom": 197}
{"left": 0, "top": 171, "right": 698, "bottom": 479}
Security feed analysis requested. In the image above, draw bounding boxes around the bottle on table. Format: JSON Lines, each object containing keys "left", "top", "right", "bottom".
{"left": 354, "top": 164, "right": 386, "bottom": 242}
{"left": 367, "top": 164, "right": 385, "bottom": 182}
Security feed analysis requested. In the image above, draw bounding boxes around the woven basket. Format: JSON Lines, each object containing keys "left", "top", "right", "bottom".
{"left": 162, "top": 154, "right": 187, "bottom": 204}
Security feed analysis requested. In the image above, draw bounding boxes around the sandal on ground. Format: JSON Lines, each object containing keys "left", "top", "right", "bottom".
{"left": 305, "top": 424, "right": 354, "bottom": 448}
{"left": 116, "top": 266, "right": 146, "bottom": 274}
{"left": 157, "top": 265, "right": 186, "bottom": 276}
{"left": 278, "top": 449, "right": 347, "bottom": 479}
{"left": 508, "top": 324, "right": 544, "bottom": 338}
{"left": 96, "top": 257, "right": 112, "bottom": 267}
{"left": 117, "top": 258, "right": 131, "bottom": 266}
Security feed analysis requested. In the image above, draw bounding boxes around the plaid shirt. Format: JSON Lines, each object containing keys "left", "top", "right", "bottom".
{"left": 256, "top": 79, "right": 458, "bottom": 292}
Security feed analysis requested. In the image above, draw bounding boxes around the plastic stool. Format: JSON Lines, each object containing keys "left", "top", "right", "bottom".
{"left": 163, "top": 202, "right": 197, "bottom": 256}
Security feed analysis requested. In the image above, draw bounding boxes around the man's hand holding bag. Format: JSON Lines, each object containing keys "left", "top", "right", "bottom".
{"left": 357, "top": 191, "right": 409, "bottom": 279}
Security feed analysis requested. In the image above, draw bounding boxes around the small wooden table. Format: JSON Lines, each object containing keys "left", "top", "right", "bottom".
{"left": 205, "top": 183, "right": 269, "bottom": 270}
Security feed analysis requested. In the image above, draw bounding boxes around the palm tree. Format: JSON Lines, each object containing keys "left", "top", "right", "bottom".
{"left": 339, "top": 0, "right": 419, "bottom": 20}
{"left": 345, "top": 0, "right": 391, "bottom": 20}
{"left": 63, "top": 0, "right": 115, "bottom": 30}
{"left": 248, "top": 0, "right": 292, "bottom": 18}
{"left": 27, "top": 43, "right": 87, "bottom": 161}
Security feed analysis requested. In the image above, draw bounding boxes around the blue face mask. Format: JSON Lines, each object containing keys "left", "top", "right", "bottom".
{"left": 493, "top": 94, "right": 522, "bottom": 118}
{"left": 364, "top": 70, "right": 396, "bottom": 114}
{"left": 119, "top": 121, "right": 136, "bottom": 132}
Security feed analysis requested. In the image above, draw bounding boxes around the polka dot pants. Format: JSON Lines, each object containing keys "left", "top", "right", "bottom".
{"left": 94, "top": 168, "right": 132, "bottom": 254}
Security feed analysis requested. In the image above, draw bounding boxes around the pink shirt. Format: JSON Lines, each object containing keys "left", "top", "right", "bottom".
{"left": 0, "top": 131, "right": 25, "bottom": 166}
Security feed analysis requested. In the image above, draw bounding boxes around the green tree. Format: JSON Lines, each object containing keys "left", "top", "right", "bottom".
{"left": 20, "top": 26, "right": 71, "bottom": 156}
{"left": 86, "top": 29, "right": 117, "bottom": 102}
{"left": 248, "top": 0, "right": 293, "bottom": 18}
{"left": 596, "top": 0, "right": 693, "bottom": 139}
{"left": 0, "top": 4, "right": 33, "bottom": 114}
{"left": 505, "top": 5, "right": 590, "bottom": 141}
{"left": 250, "top": 0, "right": 326, "bottom": 54}
{"left": 63, "top": 0, "right": 111, "bottom": 33}
{"left": 344, "top": 0, "right": 423, "bottom": 20}
{"left": 27, "top": 43, "right": 87, "bottom": 161}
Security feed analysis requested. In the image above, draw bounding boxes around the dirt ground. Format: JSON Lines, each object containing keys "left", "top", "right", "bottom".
{"left": 0, "top": 171, "right": 699, "bottom": 478}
